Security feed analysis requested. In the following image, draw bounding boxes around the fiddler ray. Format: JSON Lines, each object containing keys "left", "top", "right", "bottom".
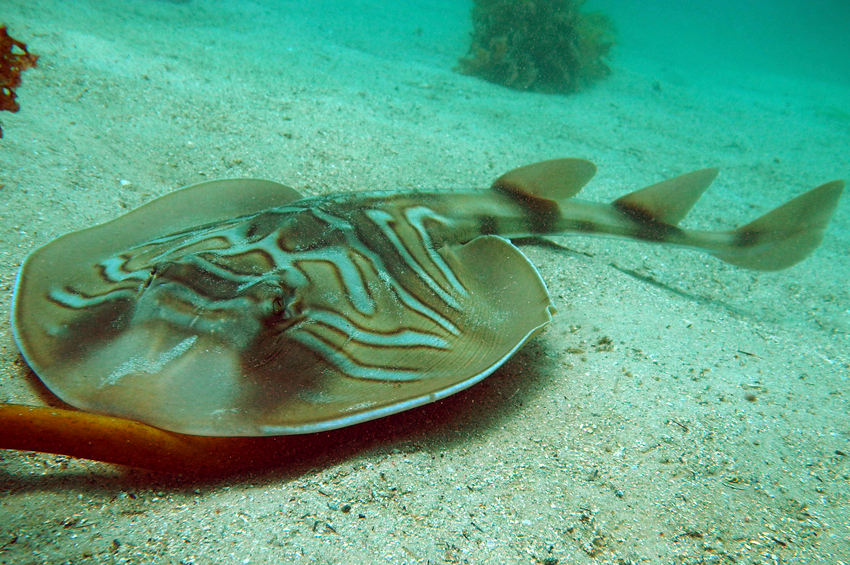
{"left": 3, "top": 158, "right": 844, "bottom": 470}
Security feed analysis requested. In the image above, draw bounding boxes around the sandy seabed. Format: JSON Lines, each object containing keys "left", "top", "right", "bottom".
{"left": 1, "top": 0, "right": 848, "bottom": 563}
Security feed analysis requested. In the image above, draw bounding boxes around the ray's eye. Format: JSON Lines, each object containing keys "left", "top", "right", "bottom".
{"left": 140, "top": 263, "right": 162, "bottom": 292}
{"left": 267, "top": 282, "right": 299, "bottom": 321}
{"left": 272, "top": 296, "right": 285, "bottom": 316}
{"left": 265, "top": 287, "right": 306, "bottom": 333}
{"left": 140, "top": 261, "right": 178, "bottom": 292}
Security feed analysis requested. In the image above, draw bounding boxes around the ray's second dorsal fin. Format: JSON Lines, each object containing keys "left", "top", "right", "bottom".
{"left": 612, "top": 168, "right": 719, "bottom": 226}
{"left": 491, "top": 158, "right": 597, "bottom": 202}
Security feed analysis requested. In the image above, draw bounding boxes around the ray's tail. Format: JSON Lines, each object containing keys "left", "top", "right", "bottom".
{"left": 494, "top": 159, "right": 845, "bottom": 271}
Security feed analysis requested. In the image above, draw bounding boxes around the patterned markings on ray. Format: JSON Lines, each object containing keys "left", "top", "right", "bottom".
{"left": 8, "top": 159, "right": 843, "bottom": 438}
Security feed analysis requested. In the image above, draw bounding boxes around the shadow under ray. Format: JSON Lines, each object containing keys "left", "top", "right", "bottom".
{"left": 0, "top": 338, "right": 557, "bottom": 490}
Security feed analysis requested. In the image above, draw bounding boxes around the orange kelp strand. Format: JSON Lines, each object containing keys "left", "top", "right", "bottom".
{"left": 0, "top": 404, "right": 293, "bottom": 474}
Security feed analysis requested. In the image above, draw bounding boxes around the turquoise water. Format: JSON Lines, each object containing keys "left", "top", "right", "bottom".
{"left": 597, "top": 0, "right": 850, "bottom": 87}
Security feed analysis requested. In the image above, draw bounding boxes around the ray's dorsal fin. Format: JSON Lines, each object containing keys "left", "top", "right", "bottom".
{"left": 491, "top": 158, "right": 597, "bottom": 202}
{"left": 613, "top": 168, "right": 719, "bottom": 225}
{"left": 712, "top": 179, "right": 845, "bottom": 271}
{"left": 490, "top": 158, "right": 598, "bottom": 231}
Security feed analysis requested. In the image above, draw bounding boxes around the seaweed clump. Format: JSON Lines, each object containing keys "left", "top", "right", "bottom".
{"left": 457, "top": 0, "right": 614, "bottom": 94}
{"left": 1, "top": 25, "right": 39, "bottom": 138}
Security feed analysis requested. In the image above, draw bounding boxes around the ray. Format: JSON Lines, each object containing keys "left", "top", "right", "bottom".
{"left": 4, "top": 158, "right": 844, "bottom": 470}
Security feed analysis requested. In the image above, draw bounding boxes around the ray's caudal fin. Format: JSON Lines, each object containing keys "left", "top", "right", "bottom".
{"left": 3, "top": 159, "right": 844, "bottom": 473}
{"left": 708, "top": 179, "right": 845, "bottom": 270}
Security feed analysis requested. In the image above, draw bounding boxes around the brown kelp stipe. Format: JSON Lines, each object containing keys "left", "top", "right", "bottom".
{"left": 0, "top": 404, "right": 291, "bottom": 474}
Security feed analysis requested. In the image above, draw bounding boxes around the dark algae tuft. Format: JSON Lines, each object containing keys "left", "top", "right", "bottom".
{"left": 457, "top": 0, "right": 614, "bottom": 93}
{"left": 0, "top": 25, "right": 39, "bottom": 138}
